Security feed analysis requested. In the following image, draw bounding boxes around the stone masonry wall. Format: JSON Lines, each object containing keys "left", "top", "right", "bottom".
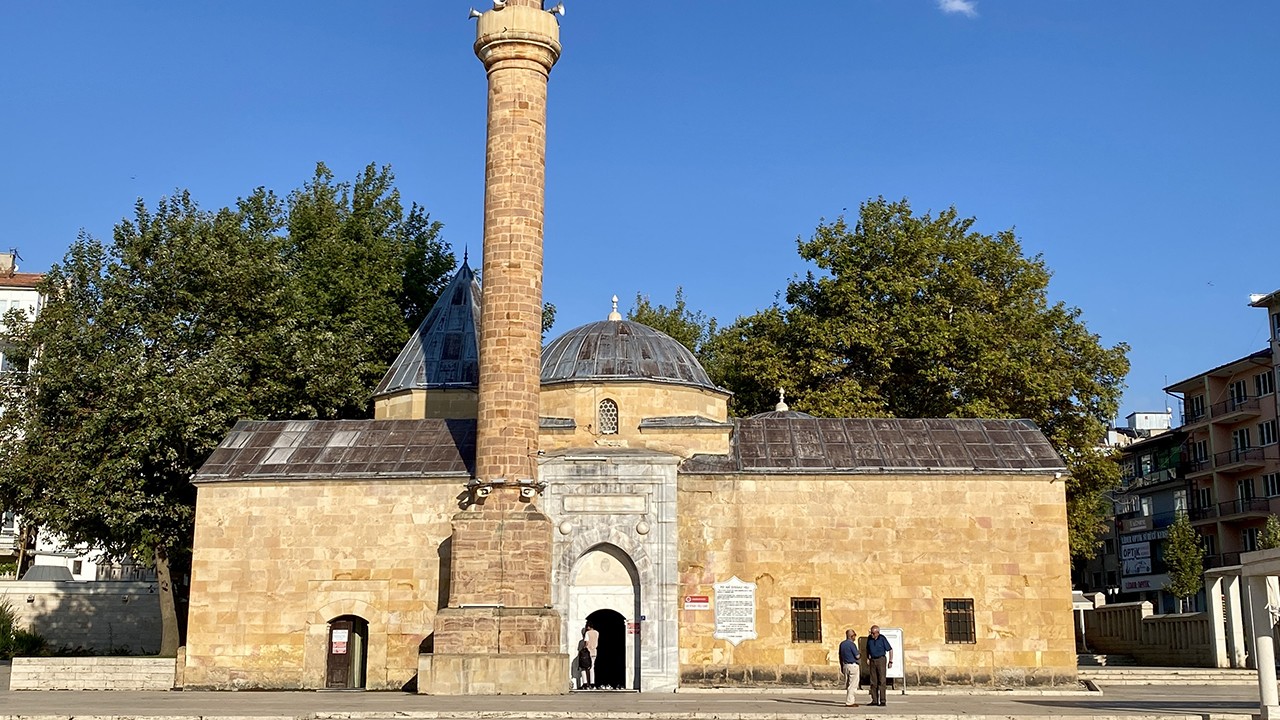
{"left": 677, "top": 473, "right": 1076, "bottom": 687}
{"left": 0, "top": 580, "right": 160, "bottom": 653}
{"left": 375, "top": 388, "right": 478, "bottom": 420}
{"left": 183, "top": 478, "right": 463, "bottom": 690}
{"left": 9, "top": 656, "right": 175, "bottom": 691}
{"left": 540, "top": 382, "right": 730, "bottom": 458}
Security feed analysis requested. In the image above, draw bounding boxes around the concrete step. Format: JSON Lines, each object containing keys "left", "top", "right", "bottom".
{"left": 1077, "top": 667, "right": 1259, "bottom": 686}
{"left": 1076, "top": 653, "right": 1137, "bottom": 667}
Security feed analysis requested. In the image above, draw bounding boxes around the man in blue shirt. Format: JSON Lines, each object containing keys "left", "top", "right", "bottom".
{"left": 865, "top": 625, "right": 894, "bottom": 706}
{"left": 838, "top": 629, "right": 861, "bottom": 706}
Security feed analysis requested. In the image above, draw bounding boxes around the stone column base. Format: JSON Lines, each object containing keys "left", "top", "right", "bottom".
{"left": 418, "top": 652, "right": 569, "bottom": 695}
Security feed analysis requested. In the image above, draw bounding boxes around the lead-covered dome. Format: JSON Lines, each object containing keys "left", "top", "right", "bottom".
{"left": 541, "top": 319, "right": 721, "bottom": 392}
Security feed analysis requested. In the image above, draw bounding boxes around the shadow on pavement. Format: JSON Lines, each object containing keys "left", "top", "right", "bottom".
{"left": 772, "top": 697, "right": 853, "bottom": 707}
{"left": 1017, "top": 698, "right": 1258, "bottom": 713}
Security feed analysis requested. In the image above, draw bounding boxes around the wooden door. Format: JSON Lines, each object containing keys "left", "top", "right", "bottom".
{"left": 326, "top": 619, "right": 354, "bottom": 689}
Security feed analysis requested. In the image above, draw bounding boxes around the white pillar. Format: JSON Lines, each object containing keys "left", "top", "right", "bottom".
{"left": 1227, "top": 574, "right": 1248, "bottom": 668}
{"left": 1209, "top": 576, "right": 1228, "bottom": 668}
{"left": 1246, "top": 575, "right": 1279, "bottom": 718}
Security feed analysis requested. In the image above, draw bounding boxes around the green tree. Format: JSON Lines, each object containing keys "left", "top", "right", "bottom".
{"left": 707, "top": 197, "right": 1130, "bottom": 560}
{"left": 1164, "top": 512, "right": 1204, "bottom": 611}
{"left": 542, "top": 302, "right": 557, "bottom": 339}
{"left": 1261, "top": 515, "right": 1280, "bottom": 551}
{"left": 629, "top": 287, "right": 718, "bottom": 359}
{"left": 0, "top": 163, "right": 453, "bottom": 655}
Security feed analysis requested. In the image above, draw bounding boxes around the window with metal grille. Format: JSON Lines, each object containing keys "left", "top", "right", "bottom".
{"left": 943, "top": 598, "right": 976, "bottom": 644}
{"left": 790, "top": 597, "right": 822, "bottom": 643}
{"left": 598, "top": 399, "right": 619, "bottom": 435}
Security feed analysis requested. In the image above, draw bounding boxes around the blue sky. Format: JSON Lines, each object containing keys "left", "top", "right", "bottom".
{"left": 3, "top": 1, "right": 1277, "bottom": 423}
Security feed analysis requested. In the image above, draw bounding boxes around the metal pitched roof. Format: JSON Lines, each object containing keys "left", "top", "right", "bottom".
{"left": 193, "top": 418, "right": 475, "bottom": 482}
{"left": 681, "top": 417, "right": 1066, "bottom": 475}
{"left": 373, "top": 260, "right": 481, "bottom": 396}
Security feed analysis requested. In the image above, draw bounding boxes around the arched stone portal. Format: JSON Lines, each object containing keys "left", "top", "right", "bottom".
{"left": 569, "top": 545, "right": 638, "bottom": 690}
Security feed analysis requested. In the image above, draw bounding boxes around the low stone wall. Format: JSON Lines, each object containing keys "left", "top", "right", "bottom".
{"left": 1084, "top": 600, "right": 1213, "bottom": 666}
{"left": 9, "top": 656, "right": 176, "bottom": 690}
{"left": 0, "top": 580, "right": 161, "bottom": 653}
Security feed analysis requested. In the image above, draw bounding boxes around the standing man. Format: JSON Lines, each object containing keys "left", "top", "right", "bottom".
{"left": 584, "top": 621, "right": 600, "bottom": 689}
{"left": 866, "top": 625, "right": 894, "bottom": 706}
{"left": 838, "top": 628, "right": 861, "bottom": 707}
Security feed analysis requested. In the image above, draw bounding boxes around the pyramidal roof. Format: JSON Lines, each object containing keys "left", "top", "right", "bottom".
{"left": 373, "top": 259, "right": 481, "bottom": 396}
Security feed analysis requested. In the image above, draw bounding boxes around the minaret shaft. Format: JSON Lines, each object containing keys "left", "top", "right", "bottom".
{"left": 417, "top": 4, "right": 567, "bottom": 695}
{"left": 475, "top": 57, "right": 549, "bottom": 485}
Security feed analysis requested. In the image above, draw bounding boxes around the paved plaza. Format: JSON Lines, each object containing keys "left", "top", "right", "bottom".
{"left": 0, "top": 662, "right": 1263, "bottom": 720}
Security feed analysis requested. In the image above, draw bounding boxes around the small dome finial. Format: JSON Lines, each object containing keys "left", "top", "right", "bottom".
{"left": 776, "top": 389, "right": 789, "bottom": 412}
{"left": 608, "top": 294, "right": 622, "bottom": 322}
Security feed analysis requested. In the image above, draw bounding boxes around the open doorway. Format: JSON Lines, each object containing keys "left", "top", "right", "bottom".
{"left": 586, "top": 608, "right": 627, "bottom": 690}
{"left": 325, "top": 615, "right": 368, "bottom": 689}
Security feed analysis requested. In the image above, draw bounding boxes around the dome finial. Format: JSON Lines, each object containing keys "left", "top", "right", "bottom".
{"left": 776, "top": 388, "right": 789, "bottom": 412}
{"left": 608, "top": 295, "right": 622, "bottom": 322}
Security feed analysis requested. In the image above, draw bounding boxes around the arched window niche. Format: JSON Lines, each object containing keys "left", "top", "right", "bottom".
{"left": 598, "top": 398, "right": 619, "bottom": 435}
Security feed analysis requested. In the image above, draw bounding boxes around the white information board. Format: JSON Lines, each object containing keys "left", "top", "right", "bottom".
{"left": 880, "top": 627, "right": 904, "bottom": 680}
{"left": 713, "top": 576, "right": 757, "bottom": 645}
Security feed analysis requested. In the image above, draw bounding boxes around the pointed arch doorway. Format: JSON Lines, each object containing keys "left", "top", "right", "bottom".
{"left": 569, "top": 545, "right": 639, "bottom": 690}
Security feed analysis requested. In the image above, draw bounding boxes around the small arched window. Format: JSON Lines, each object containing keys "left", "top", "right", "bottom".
{"left": 598, "top": 398, "right": 619, "bottom": 435}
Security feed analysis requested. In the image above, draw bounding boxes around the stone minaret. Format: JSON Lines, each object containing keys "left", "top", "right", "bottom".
{"left": 419, "top": 1, "right": 566, "bottom": 695}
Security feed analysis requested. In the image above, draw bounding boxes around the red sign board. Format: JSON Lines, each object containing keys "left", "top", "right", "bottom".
{"left": 684, "top": 594, "right": 710, "bottom": 610}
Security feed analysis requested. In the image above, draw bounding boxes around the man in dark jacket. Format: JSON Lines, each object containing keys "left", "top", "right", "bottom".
{"left": 866, "top": 625, "right": 894, "bottom": 706}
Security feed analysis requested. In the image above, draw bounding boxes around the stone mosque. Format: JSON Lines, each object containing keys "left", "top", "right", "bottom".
{"left": 182, "top": 1, "right": 1075, "bottom": 693}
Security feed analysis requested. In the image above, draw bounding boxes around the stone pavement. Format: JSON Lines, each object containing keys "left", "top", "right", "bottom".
{"left": 0, "top": 663, "right": 1263, "bottom": 720}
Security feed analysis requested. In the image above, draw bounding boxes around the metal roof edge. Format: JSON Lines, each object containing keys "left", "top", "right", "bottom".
{"left": 193, "top": 471, "right": 471, "bottom": 485}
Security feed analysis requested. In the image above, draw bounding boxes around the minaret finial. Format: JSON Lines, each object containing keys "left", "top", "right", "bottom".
{"left": 463, "top": 246, "right": 469, "bottom": 265}
{"left": 776, "top": 389, "right": 789, "bottom": 412}
{"left": 608, "top": 295, "right": 622, "bottom": 321}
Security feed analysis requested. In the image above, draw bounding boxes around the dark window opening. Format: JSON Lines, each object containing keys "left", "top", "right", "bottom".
{"left": 442, "top": 333, "right": 462, "bottom": 361}
{"left": 791, "top": 597, "right": 822, "bottom": 643}
{"left": 943, "top": 598, "right": 976, "bottom": 644}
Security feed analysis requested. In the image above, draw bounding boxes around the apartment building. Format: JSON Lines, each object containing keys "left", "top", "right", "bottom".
{"left": 1164, "top": 291, "right": 1280, "bottom": 570}
{"left": 1077, "top": 411, "right": 1186, "bottom": 611}
{"left": 0, "top": 251, "right": 42, "bottom": 568}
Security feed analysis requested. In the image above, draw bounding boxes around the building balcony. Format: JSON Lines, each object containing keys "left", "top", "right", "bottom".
{"left": 1211, "top": 396, "right": 1262, "bottom": 425}
{"left": 1128, "top": 468, "right": 1182, "bottom": 490}
{"left": 1217, "top": 496, "right": 1273, "bottom": 520}
{"left": 1205, "top": 552, "right": 1243, "bottom": 569}
{"left": 1189, "top": 505, "right": 1218, "bottom": 522}
{"left": 1214, "top": 446, "right": 1272, "bottom": 473}
{"left": 1180, "top": 456, "right": 1214, "bottom": 479}
{"left": 1181, "top": 408, "right": 1209, "bottom": 429}
{"left": 94, "top": 563, "right": 158, "bottom": 581}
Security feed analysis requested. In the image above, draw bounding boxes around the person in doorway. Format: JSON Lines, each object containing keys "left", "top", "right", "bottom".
{"left": 838, "top": 628, "right": 861, "bottom": 706}
{"left": 865, "top": 625, "right": 894, "bottom": 706}
{"left": 583, "top": 622, "right": 600, "bottom": 689}
{"left": 576, "top": 627, "right": 594, "bottom": 689}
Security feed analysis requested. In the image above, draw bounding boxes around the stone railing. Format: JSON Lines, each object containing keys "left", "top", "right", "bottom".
{"left": 9, "top": 656, "right": 177, "bottom": 690}
{"left": 1084, "top": 600, "right": 1213, "bottom": 666}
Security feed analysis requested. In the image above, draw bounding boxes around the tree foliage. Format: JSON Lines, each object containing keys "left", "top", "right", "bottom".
{"left": 1163, "top": 512, "right": 1204, "bottom": 608}
{"left": 0, "top": 163, "right": 453, "bottom": 654}
{"left": 705, "top": 197, "right": 1129, "bottom": 560}
{"left": 629, "top": 287, "right": 718, "bottom": 359}
{"left": 1262, "top": 515, "right": 1280, "bottom": 551}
